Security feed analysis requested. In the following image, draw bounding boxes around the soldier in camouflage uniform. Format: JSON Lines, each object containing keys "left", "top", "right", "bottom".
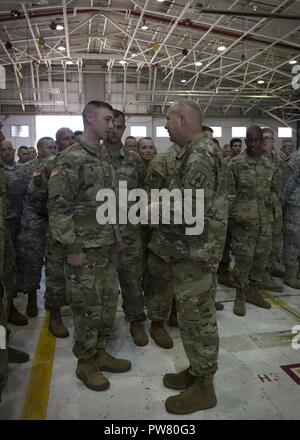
{"left": 147, "top": 101, "right": 227, "bottom": 414}
{"left": 28, "top": 128, "right": 75, "bottom": 338}
{"left": 261, "top": 128, "right": 285, "bottom": 288}
{"left": 104, "top": 110, "right": 148, "bottom": 346}
{"left": 48, "top": 101, "right": 131, "bottom": 391}
{"left": 0, "top": 140, "right": 27, "bottom": 325}
{"left": 143, "top": 145, "right": 178, "bottom": 349}
{"left": 228, "top": 126, "right": 274, "bottom": 316}
{"left": 19, "top": 137, "right": 57, "bottom": 317}
{"left": 282, "top": 149, "right": 300, "bottom": 288}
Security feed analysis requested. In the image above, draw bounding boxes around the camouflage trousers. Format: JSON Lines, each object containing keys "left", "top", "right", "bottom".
{"left": 219, "top": 219, "right": 233, "bottom": 271}
{"left": 141, "top": 226, "right": 152, "bottom": 298}
{"left": 173, "top": 259, "right": 219, "bottom": 378}
{"left": 6, "top": 218, "right": 23, "bottom": 292}
{"left": 19, "top": 224, "right": 47, "bottom": 294}
{"left": 3, "top": 230, "right": 17, "bottom": 304}
{"left": 232, "top": 223, "right": 271, "bottom": 290}
{"left": 44, "top": 236, "right": 67, "bottom": 311}
{"left": 268, "top": 207, "right": 283, "bottom": 270}
{"left": 65, "top": 245, "right": 119, "bottom": 360}
{"left": 283, "top": 210, "right": 300, "bottom": 266}
{"left": 118, "top": 230, "right": 145, "bottom": 322}
{"left": 146, "top": 250, "right": 174, "bottom": 321}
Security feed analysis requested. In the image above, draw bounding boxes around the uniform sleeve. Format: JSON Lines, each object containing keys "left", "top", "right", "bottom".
{"left": 47, "top": 158, "right": 81, "bottom": 254}
{"left": 27, "top": 161, "right": 49, "bottom": 216}
{"left": 227, "top": 160, "right": 243, "bottom": 223}
{"left": 270, "top": 158, "right": 283, "bottom": 206}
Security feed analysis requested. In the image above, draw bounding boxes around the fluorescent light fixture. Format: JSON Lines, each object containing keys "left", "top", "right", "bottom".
{"left": 289, "top": 59, "right": 297, "bottom": 65}
{"left": 181, "top": 79, "right": 187, "bottom": 83}
{"left": 56, "top": 24, "right": 64, "bottom": 31}
{"left": 156, "top": 0, "right": 165, "bottom": 2}
{"left": 66, "top": 60, "right": 73, "bottom": 65}
{"left": 218, "top": 44, "right": 226, "bottom": 51}
{"left": 58, "top": 46, "right": 66, "bottom": 51}
{"left": 141, "top": 20, "right": 148, "bottom": 30}
{"left": 234, "top": 89, "right": 239, "bottom": 92}
{"left": 257, "top": 79, "right": 265, "bottom": 84}
{"left": 119, "top": 60, "right": 127, "bottom": 65}
{"left": 195, "top": 61, "right": 203, "bottom": 66}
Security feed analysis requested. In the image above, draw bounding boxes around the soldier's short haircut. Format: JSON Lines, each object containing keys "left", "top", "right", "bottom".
{"left": 55, "top": 127, "right": 73, "bottom": 142}
{"left": 37, "top": 136, "right": 54, "bottom": 151}
{"left": 18, "top": 145, "right": 28, "bottom": 152}
{"left": 230, "top": 138, "right": 242, "bottom": 147}
{"left": 82, "top": 100, "right": 113, "bottom": 127}
{"left": 202, "top": 125, "right": 214, "bottom": 133}
{"left": 246, "top": 125, "right": 263, "bottom": 137}
{"left": 112, "top": 109, "right": 125, "bottom": 123}
{"left": 262, "top": 128, "right": 274, "bottom": 137}
{"left": 137, "top": 137, "right": 154, "bottom": 149}
{"left": 125, "top": 136, "right": 136, "bottom": 141}
{"left": 171, "top": 100, "right": 202, "bottom": 122}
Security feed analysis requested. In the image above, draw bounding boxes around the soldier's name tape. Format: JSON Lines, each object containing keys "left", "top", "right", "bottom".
{"left": 96, "top": 181, "right": 205, "bottom": 236}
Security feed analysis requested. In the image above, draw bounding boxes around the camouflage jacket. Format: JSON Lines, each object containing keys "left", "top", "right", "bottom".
{"left": 264, "top": 153, "right": 284, "bottom": 219}
{"left": 282, "top": 150, "right": 300, "bottom": 213}
{"left": 0, "top": 159, "right": 6, "bottom": 275}
{"left": 144, "top": 145, "right": 176, "bottom": 194}
{"left": 2, "top": 162, "right": 24, "bottom": 222}
{"left": 149, "top": 133, "right": 228, "bottom": 271}
{"left": 48, "top": 138, "right": 118, "bottom": 254}
{"left": 228, "top": 151, "right": 275, "bottom": 226}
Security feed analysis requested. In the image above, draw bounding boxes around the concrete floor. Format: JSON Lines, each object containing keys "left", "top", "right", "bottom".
{"left": 1, "top": 275, "right": 300, "bottom": 420}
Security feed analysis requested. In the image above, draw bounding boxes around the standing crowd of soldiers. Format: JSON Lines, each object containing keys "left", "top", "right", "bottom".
{"left": 0, "top": 100, "right": 299, "bottom": 415}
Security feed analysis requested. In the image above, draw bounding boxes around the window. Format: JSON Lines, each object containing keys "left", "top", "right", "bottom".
{"left": 210, "top": 126, "right": 222, "bottom": 138}
{"left": 156, "top": 126, "right": 169, "bottom": 138}
{"left": 11, "top": 125, "right": 29, "bottom": 138}
{"left": 278, "top": 127, "right": 292, "bottom": 138}
{"left": 130, "top": 126, "right": 147, "bottom": 137}
{"left": 35, "top": 115, "right": 83, "bottom": 141}
{"left": 232, "top": 127, "right": 246, "bottom": 138}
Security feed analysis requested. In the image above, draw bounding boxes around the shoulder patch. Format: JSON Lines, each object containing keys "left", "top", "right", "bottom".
{"left": 50, "top": 167, "right": 59, "bottom": 178}
{"left": 152, "top": 162, "right": 165, "bottom": 177}
{"left": 190, "top": 171, "right": 207, "bottom": 189}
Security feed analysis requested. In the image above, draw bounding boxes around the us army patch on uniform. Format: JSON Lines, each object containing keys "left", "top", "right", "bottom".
{"left": 190, "top": 171, "right": 207, "bottom": 189}
{"left": 50, "top": 167, "right": 59, "bottom": 177}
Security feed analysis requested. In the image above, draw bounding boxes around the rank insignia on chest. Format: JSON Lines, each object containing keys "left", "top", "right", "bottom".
{"left": 190, "top": 171, "right": 207, "bottom": 189}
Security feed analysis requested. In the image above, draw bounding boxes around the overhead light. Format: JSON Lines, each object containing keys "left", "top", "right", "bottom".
{"left": 156, "top": 0, "right": 165, "bottom": 2}
{"left": 131, "top": 52, "right": 137, "bottom": 57}
{"left": 257, "top": 79, "right": 265, "bottom": 84}
{"left": 234, "top": 89, "right": 239, "bottom": 92}
{"left": 58, "top": 46, "right": 66, "bottom": 51}
{"left": 289, "top": 59, "right": 297, "bottom": 65}
{"left": 66, "top": 60, "right": 73, "bottom": 65}
{"left": 56, "top": 24, "right": 64, "bottom": 31}
{"left": 195, "top": 61, "right": 203, "bottom": 66}
{"left": 218, "top": 43, "right": 226, "bottom": 51}
{"left": 119, "top": 60, "right": 127, "bottom": 65}
{"left": 181, "top": 79, "right": 187, "bottom": 83}
{"left": 141, "top": 20, "right": 149, "bottom": 30}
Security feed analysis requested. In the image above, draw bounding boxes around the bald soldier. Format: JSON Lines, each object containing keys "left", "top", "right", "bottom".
{"left": 228, "top": 126, "right": 275, "bottom": 316}
{"left": 147, "top": 101, "right": 227, "bottom": 414}
{"left": 48, "top": 101, "right": 131, "bottom": 391}
{"left": 28, "top": 127, "right": 75, "bottom": 338}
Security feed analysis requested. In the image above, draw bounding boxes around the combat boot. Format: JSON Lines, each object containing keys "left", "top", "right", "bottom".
{"left": 26, "top": 292, "right": 38, "bottom": 317}
{"left": 95, "top": 349, "right": 131, "bottom": 373}
{"left": 8, "top": 302, "right": 28, "bottom": 326}
{"left": 284, "top": 266, "right": 300, "bottom": 289}
{"left": 150, "top": 320, "right": 173, "bottom": 349}
{"left": 76, "top": 357, "right": 109, "bottom": 391}
{"left": 246, "top": 289, "right": 271, "bottom": 309}
{"left": 130, "top": 321, "right": 148, "bottom": 346}
{"left": 8, "top": 347, "right": 30, "bottom": 364}
{"left": 49, "top": 309, "right": 69, "bottom": 338}
{"left": 168, "top": 299, "right": 178, "bottom": 327}
{"left": 217, "top": 269, "right": 235, "bottom": 288}
{"left": 260, "top": 272, "right": 283, "bottom": 292}
{"left": 165, "top": 376, "right": 217, "bottom": 415}
{"left": 214, "top": 301, "right": 224, "bottom": 311}
{"left": 233, "top": 288, "right": 246, "bottom": 316}
{"left": 270, "top": 262, "right": 285, "bottom": 278}
{"left": 163, "top": 367, "right": 196, "bottom": 390}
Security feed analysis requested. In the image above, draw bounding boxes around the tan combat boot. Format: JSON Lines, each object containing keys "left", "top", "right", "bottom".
{"left": 233, "top": 288, "right": 246, "bottom": 316}
{"left": 76, "top": 357, "right": 109, "bottom": 391}
{"left": 8, "top": 301, "right": 28, "bottom": 326}
{"left": 163, "top": 367, "right": 196, "bottom": 390}
{"left": 168, "top": 299, "right": 178, "bottom": 327}
{"left": 165, "top": 376, "right": 217, "bottom": 415}
{"left": 260, "top": 272, "right": 283, "bottom": 292}
{"left": 95, "top": 349, "right": 131, "bottom": 373}
{"left": 130, "top": 321, "right": 149, "bottom": 346}
{"left": 246, "top": 288, "right": 271, "bottom": 309}
{"left": 49, "top": 309, "right": 69, "bottom": 338}
{"left": 26, "top": 292, "right": 38, "bottom": 317}
{"left": 150, "top": 320, "right": 173, "bottom": 349}
{"left": 284, "top": 266, "right": 300, "bottom": 289}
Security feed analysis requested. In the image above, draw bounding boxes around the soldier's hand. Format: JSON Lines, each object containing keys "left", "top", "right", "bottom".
{"left": 67, "top": 253, "right": 86, "bottom": 267}
{"left": 241, "top": 219, "right": 255, "bottom": 230}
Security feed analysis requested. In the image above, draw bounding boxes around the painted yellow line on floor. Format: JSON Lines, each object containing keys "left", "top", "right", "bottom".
{"left": 20, "top": 313, "right": 56, "bottom": 420}
{"left": 261, "top": 290, "right": 300, "bottom": 322}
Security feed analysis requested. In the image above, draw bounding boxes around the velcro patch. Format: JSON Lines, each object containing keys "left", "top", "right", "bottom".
{"left": 32, "top": 170, "right": 41, "bottom": 177}
{"left": 50, "top": 167, "right": 59, "bottom": 177}
{"left": 190, "top": 171, "right": 207, "bottom": 189}
{"left": 153, "top": 162, "right": 164, "bottom": 177}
